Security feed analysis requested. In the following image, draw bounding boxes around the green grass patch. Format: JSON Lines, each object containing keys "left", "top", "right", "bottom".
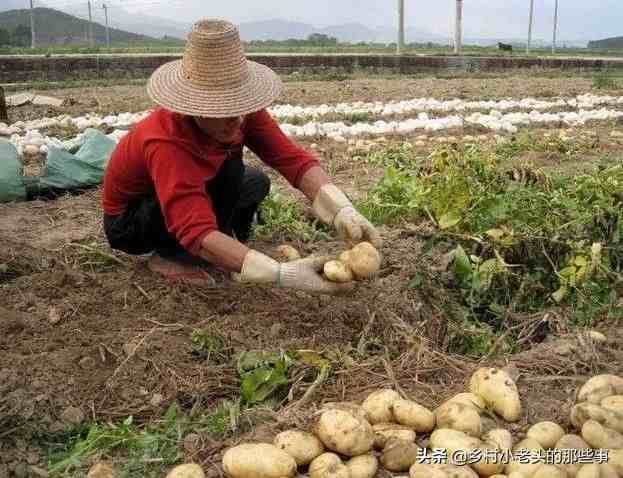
{"left": 593, "top": 70, "right": 621, "bottom": 90}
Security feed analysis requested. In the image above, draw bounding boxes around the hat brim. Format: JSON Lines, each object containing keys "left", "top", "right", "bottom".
{"left": 147, "top": 59, "right": 282, "bottom": 118}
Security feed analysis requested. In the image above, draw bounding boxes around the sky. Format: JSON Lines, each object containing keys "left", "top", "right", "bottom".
{"left": 37, "top": 0, "right": 623, "bottom": 42}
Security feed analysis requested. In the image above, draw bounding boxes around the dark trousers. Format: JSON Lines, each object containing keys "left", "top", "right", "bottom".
{"left": 103, "top": 159, "right": 270, "bottom": 258}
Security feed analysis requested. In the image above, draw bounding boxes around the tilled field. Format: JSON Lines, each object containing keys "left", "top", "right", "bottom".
{"left": 1, "top": 75, "right": 622, "bottom": 478}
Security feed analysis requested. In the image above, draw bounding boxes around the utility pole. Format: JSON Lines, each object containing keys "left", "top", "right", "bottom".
{"left": 527, "top": 0, "right": 534, "bottom": 54}
{"left": 552, "top": 0, "right": 559, "bottom": 54}
{"left": 103, "top": 3, "right": 110, "bottom": 48}
{"left": 454, "top": 0, "right": 463, "bottom": 54}
{"left": 87, "top": 0, "right": 94, "bottom": 47}
{"left": 29, "top": 0, "right": 36, "bottom": 49}
{"left": 397, "top": 0, "right": 405, "bottom": 55}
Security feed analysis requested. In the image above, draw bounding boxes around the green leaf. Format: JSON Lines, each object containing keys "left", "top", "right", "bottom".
{"left": 123, "top": 416, "right": 133, "bottom": 427}
{"left": 452, "top": 245, "right": 473, "bottom": 285}
{"left": 295, "top": 350, "right": 330, "bottom": 369}
{"left": 438, "top": 211, "right": 462, "bottom": 230}
{"left": 407, "top": 273, "right": 424, "bottom": 289}
{"left": 237, "top": 350, "right": 293, "bottom": 405}
{"left": 552, "top": 285, "right": 568, "bottom": 303}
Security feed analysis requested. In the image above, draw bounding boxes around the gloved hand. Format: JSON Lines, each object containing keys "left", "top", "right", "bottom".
{"left": 312, "top": 184, "right": 382, "bottom": 248}
{"left": 238, "top": 250, "right": 352, "bottom": 295}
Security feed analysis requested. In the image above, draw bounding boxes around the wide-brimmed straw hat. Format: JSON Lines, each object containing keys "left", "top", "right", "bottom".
{"left": 147, "top": 19, "right": 282, "bottom": 118}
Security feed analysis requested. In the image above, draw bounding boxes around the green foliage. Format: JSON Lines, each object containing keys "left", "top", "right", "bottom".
{"left": 236, "top": 351, "right": 294, "bottom": 405}
{"left": 593, "top": 70, "right": 621, "bottom": 90}
{"left": 190, "top": 329, "right": 228, "bottom": 363}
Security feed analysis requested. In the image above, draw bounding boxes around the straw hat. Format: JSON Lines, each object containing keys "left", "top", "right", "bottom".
{"left": 147, "top": 19, "right": 282, "bottom": 118}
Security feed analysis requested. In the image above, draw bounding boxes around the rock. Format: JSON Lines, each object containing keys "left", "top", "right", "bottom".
{"left": 87, "top": 462, "right": 116, "bottom": 478}
{"left": 60, "top": 406, "right": 85, "bottom": 425}
{"left": 79, "top": 356, "right": 97, "bottom": 370}
{"left": 269, "top": 322, "right": 284, "bottom": 338}
{"left": 48, "top": 306, "right": 62, "bottom": 324}
{"left": 150, "top": 393, "right": 164, "bottom": 407}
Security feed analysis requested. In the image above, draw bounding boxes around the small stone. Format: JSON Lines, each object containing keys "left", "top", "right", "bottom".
{"left": 269, "top": 322, "right": 283, "bottom": 338}
{"left": 30, "top": 465, "right": 49, "bottom": 478}
{"left": 14, "top": 463, "right": 29, "bottom": 478}
{"left": 60, "top": 406, "right": 85, "bottom": 425}
{"left": 150, "top": 393, "right": 164, "bottom": 407}
{"left": 87, "top": 462, "right": 116, "bottom": 478}
{"left": 79, "top": 356, "right": 97, "bottom": 370}
{"left": 48, "top": 306, "right": 62, "bottom": 324}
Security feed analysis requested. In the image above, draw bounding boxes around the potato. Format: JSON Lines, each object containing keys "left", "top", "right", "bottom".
{"left": 362, "top": 389, "right": 401, "bottom": 424}
{"left": 600, "top": 395, "right": 623, "bottom": 414}
{"left": 483, "top": 429, "right": 513, "bottom": 451}
{"left": 392, "top": 399, "right": 435, "bottom": 432}
{"left": 373, "top": 423, "right": 416, "bottom": 449}
{"left": 275, "top": 245, "right": 301, "bottom": 262}
{"left": 380, "top": 437, "right": 420, "bottom": 472}
{"left": 570, "top": 403, "right": 623, "bottom": 433}
{"left": 222, "top": 443, "right": 297, "bottom": 478}
{"left": 323, "top": 260, "right": 353, "bottom": 283}
{"left": 504, "top": 438, "right": 544, "bottom": 477}
{"left": 609, "top": 449, "right": 623, "bottom": 477}
{"left": 321, "top": 401, "right": 369, "bottom": 422}
{"left": 309, "top": 453, "right": 350, "bottom": 478}
{"left": 469, "top": 368, "right": 521, "bottom": 422}
{"left": 165, "top": 464, "right": 205, "bottom": 478}
{"left": 577, "top": 464, "right": 619, "bottom": 478}
{"left": 532, "top": 464, "right": 567, "bottom": 478}
{"left": 577, "top": 375, "right": 623, "bottom": 404}
{"left": 313, "top": 408, "right": 375, "bottom": 456}
{"left": 470, "top": 442, "right": 507, "bottom": 477}
{"left": 581, "top": 420, "right": 623, "bottom": 449}
{"left": 346, "top": 454, "right": 378, "bottom": 478}
{"left": 343, "top": 242, "right": 381, "bottom": 280}
{"left": 435, "top": 402, "right": 482, "bottom": 437}
{"left": 587, "top": 331, "right": 607, "bottom": 343}
{"left": 274, "top": 430, "right": 324, "bottom": 466}
{"left": 555, "top": 434, "right": 591, "bottom": 478}
{"left": 441, "top": 393, "right": 487, "bottom": 412}
{"left": 339, "top": 250, "right": 353, "bottom": 264}
{"left": 527, "top": 421, "right": 566, "bottom": 449}
{"left": 409, "top": 464, "right": 479, "bottom": 478}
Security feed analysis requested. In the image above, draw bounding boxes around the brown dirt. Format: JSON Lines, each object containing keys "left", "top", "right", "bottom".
{"left": 1, "top": 76, "right": 623, "bottom": 476}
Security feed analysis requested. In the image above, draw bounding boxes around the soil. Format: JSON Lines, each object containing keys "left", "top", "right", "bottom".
{"left": 1, "top": 75, "right": 622, "bottom": 476}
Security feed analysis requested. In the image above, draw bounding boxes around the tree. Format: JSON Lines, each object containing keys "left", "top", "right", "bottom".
{"left": 12, "top": 25, "right": 32, "bottom": 47}
{"left": 307, "top": 33, "right": 338, "bottom": 47}
{"left": 0, "top": 28, "right": 10, "bottom": 47}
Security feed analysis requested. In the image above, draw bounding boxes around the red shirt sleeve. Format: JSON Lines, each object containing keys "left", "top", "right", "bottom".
{"left": 144, "top": 141, "right": 219, "bottom": 256}
{"left": 243, "top": 109, "right": 321, "bottom": 188}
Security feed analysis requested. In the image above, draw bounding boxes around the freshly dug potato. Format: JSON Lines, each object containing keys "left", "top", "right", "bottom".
{"left": 222, "top": 443, "right": 297, "bottom": 478}
{"left": 587, "top": 331, "right": 607, "bottom": 343}
{"left": 309, "top": 453, "right": 349, "bottom": 478}
{"left": 435, "top": 402, "right": 482, "bottom": 437}
{"left": 313, "top": 408, "right": 375, "bottom": 456}
{"left": 274, "top": 430, "right": 324, "bottom": 466}
{"left": 609, "top": 449, "right": 623, "bottom": 476}
{"left": 532, "top": 464, "right": 567, "bottom": 478}
{"left": 577, "top": 464, "right": 619, "bottom": 478}
{"left": 555, "top": 434, "right": 591, "bottom": 478}
{"left": 469, "top": 368, "right": 521, "bottom": 422}
{"left": 362, "top": 389, "right": 401, "bottom": 424}
{"left": 323, "top": 260, "right": 353, "bottom": 283}
{"left": 483, "top": 429, "right": 513, "bottom": 451}
{"left": 346, "top": 454, "right": 378, "bottom": 478}
{"left": 342, "top": 242, "right": 382, "bottom": 280}
{"left": 409, "top": 463, "right": 479, "bottom": 478}
{"left": 470, "top": 442, "right": 507, "bottom": 477}
{"left": 380, "top": 437, "right": 420, "bottom": 472}
{"left": 165, "top": 464, "right": 205, "bottom": 478}
{"left": 372, "top": 423, "right": 416, "bottom": 449}
{"left": 321, "top": 401, "right": 369, "bottom": 422}
{"left": 504, "top": 438, "right": 544, "bottom": 477}
{"left": 526, "top": 421, "right": 566, "bottom": 449}
{"left": 391, "top": 399, "right": 435, "bottom": 432}
{"left": 581, "top": 420, "right": 623, "bottom": 449}
{"left": 441, "top": 393, "right": 487, "bottom": 412}
{"left": 600, "top": 395, "right": 623, "bottom": 414}
{"left": 577, "top": 375, "right": 623, "bottom": 404}
{"left": 275, "top": 245, "right": 301, "bottom": 262}
{"left": 570, "top": 403, "right": 623, "bottom": 433}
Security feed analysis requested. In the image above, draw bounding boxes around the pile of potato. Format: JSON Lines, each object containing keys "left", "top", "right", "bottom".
{"left": 323, "top": 242, "right": 382, "bottom": 283}
{"left": 163, "top": 370, "right": 623, "bottom": 478}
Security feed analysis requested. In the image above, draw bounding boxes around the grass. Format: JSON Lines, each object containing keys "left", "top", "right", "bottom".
{"left": 593, "top": 70, "right": 622, "bottom": 90}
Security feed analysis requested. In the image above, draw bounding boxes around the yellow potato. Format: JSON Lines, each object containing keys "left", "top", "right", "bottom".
{"left": 440, "top": 393, "right": 487, "bottom": 412}
{"left": 577, "top": 464, "right": 619, "bottom": 478}
{"left": 372, "top": 423, "right": 416, "bottom": 449}
{"left": 380, "top": 437, "right": 420, "bottom": 472}
{"left": 577, "top": 375, "right": 623, "bottom": 404}
{"left": 409, "top": 463, "right": 479, "bottom": 478}
{"left": 483, "top": 429, "right": 513, "bottom": 451}
{"left": 526, "top": 421, "right": 566, "bottom": 449}
{"left": 600, "top": 395, "right": 623, "bottom": 414}
{"left": 323, "top": 260, "right": 353, "bottom": 283}
{"left": 555, "top": 434, "right": 591, "bottom": 478}
{"left": 165, "top": 464, "right": 205, "bottom": 478}
{"left": 391, "top": 399, "right": 435, "bottom": 432}
{"left": 274, "top": 430, "right": 324, "bottom": 466}
{"left": 321, "top": 401, "right": 369, "bottom": 422}
{"left": 581, "top": 420, "right": 623, "bottom": 449}
{"left": 313, "top": 409, "right": 375, "bottom": 457}
{"left": 222, "top": 443, "right": 297, "bottom": 478}
{"left": 362, "top": 389, "right": 401, "bottom": 424}
{"left": 275, "top": 245, "right": 301, "bottom": 262}
{"left": 504, "top": 438, "right": 544, "bottom": 477}
{"left": 309, "top": 453, "right": 350, "bottom": 478}
{"left": 532, "top": 464, "right": 567, "bottom": 478}
{"left": 343, "top": 242, "right": 381, "bottom": 280}
{"left": 469, "top": 368, "right": 521, "bottom": 422}
{"left": 435, "top": 402, "right": 482, "bottom": 438}
{"left": 570, "top": 403, "right": 623, "bottom": 433}
{"left": 346, "top": 454, "right": 378, "bottom": 478}
{"left": 429, "top": 429, "right": 482, "bottom": 469}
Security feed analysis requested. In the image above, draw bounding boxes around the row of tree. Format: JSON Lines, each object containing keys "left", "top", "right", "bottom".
{"left": 0, "top": 25, "right": 32, "bottom": 47}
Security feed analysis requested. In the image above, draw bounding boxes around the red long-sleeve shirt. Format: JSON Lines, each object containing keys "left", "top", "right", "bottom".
{"left": 102, "top": 108, "right": 320, "bottom": 255}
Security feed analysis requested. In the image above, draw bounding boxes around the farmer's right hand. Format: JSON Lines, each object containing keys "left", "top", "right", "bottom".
{"left": 238, "top": 250, "right": 352, "bottom": 295}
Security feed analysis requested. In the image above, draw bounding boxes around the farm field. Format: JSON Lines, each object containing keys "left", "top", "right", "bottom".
{"left": 1, "top": 74, "right": 623, "bottom": 477}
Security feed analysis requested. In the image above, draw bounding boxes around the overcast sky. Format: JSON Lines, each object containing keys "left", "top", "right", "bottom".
{"left": 41, "top": 0, "right": 622, "bottom": 41}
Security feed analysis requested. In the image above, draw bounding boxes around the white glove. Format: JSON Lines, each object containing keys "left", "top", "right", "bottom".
{"left": 238, "top": 250, "right": 352, "bottom": 295}
{"left": 312, "top": 184, "right": 382, "bottom": 248}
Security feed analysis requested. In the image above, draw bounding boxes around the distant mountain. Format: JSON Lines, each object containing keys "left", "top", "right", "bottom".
{"left": 588, "top": 36, "right": 623, "bottom": 49}
{"left": 0, "top": 0, "right": 36, "bottom": 12}
{"left": 0, "top": 8, "right": 157, "bottom": 46}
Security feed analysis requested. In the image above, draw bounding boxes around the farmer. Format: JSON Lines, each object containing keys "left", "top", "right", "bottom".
{"left": 101, "top": 19, "right": 381, "bottom": 294}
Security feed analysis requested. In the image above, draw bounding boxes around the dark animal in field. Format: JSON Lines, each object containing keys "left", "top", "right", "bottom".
{"left": 498, "top": 42, "right": 513, "bottom": 52}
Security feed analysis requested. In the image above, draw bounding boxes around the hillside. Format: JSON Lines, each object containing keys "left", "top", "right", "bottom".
{"left": 588, "top": 36, "right": 623, "bottom": 49}
{"left": 0, "top": 8, "right": 159, "bottom": 46}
